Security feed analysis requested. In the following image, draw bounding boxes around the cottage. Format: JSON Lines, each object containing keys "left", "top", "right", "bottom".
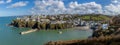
{"left": 32, "top": 19, "right": 36, "bottom": 21}
{"left": 51, "top": 21, "right": 57, "bottom": 24}
{"left": 56, "top": 20, "right": 66, "bottom": 24}
{"left": 16, "top": 17, "right": 21, "bottom": 20}
{"left": 25, "top": 18, "right": 30, "bottom": 21}
{"left": 102, "top": 24, "right": 109, "bottom": 30}
{"left": 51, "top": 17, "right": 56, "bottom": 20}
{"left": 40, "top": 19, "right": 50, "bottom": 22}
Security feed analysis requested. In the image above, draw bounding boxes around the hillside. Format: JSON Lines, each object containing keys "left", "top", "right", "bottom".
{"left": 78, "top": 14, "right": 111, "bottom": 21}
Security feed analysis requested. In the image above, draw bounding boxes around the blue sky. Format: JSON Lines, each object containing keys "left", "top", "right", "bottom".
{"left": 0, "top": 0, "right": 119, "bottom": 16}
{"left": 63, "top": 0, "right": 110, "bottom": 6}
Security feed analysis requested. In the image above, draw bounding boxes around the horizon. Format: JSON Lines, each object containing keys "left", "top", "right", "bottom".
{"left": 0, "top": 0, "right": 120, "bottom": 16}
{"left": 0, "top": 13, "right": 117, "bottom": 17}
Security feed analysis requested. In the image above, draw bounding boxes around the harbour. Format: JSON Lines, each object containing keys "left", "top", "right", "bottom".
{"left": 0, "top": 16, "right": 92, "bottom": 45}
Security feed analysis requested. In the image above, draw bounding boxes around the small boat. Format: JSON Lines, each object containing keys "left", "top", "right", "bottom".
{"left": 58, "top": 31, "right": 62, "bottom": 34}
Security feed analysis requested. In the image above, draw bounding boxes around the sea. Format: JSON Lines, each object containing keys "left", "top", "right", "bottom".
{"left": 0, "top": 16, "right": 93, "bottom": 45}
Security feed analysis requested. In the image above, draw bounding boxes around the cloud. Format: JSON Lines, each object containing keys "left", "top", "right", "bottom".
{"left": 31, "top": 0, "right": 66, "bottom": 15}
{"left": 104, "top": 0, "right": 120, "bottom": 15}
{"left": 0, "top": 1, "right": 4, "bottom": 4}
{"left": 112, "top": 0, "right": 118, "bottom": 3}
{"left": 6, "top": 0, "right": 12, "bottom": 3}
{"left": 31, "top": 0, "right": 120, "bottom": 15}
{"left": 111, "top": 0, "right": 120, "bottom": 4}
{"left": 0, "top": 0, "right": 12, "bottom": 4}
{"left": 67, "top": 2, "right": 102, "bottom": 14}
{"left": 31, "top": 0, "right": 102, "bottom": 15}
{"left": 7, "top": 1, "right": 28, "bottom": 8}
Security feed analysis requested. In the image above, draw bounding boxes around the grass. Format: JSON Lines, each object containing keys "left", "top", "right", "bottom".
{"left": 79, "top": 14, "right": 111, "bottom": 21}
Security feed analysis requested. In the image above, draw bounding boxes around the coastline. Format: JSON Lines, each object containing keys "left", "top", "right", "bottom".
{"left": 8, "top": 14, "right": 113, "bottom": 45}
{"left": 19, "top": 26, "right": 92, "bottom": 35}
{"left": 45, "top": 35, "right": 120, "bottom": 45}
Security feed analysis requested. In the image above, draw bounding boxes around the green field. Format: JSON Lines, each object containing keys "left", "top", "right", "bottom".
{"left": 78, "top": 14, "right": 111, "bottom": 21}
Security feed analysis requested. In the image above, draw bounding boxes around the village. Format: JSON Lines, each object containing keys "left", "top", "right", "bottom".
{"left": 9, "top": 14, "right": 120, "bottom": 45}
{"left": 10, "top": 14, "right": 110, "bottom": 30}
{"left": 46, "top": 15, "right": 120, "bottom": 45}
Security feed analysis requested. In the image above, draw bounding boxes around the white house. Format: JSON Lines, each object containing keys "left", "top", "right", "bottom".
{"left": 40, "top": 19, "right": 50, "bottom": 22}
{"left": 16, "top": 17, "right": 21, "bottom": 20}
{"left": 25, "top": 18, "right": 30, "bottom": 21}
{"left": 102, "top": 24, "right": 109, "bottom": 30}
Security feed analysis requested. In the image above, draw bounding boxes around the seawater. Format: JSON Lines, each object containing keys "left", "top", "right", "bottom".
{"left": 0, "top": 16, "right": 93, "bottom": 45}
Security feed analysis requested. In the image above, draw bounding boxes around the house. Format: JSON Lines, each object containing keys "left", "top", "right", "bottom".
{"left": 25, "top": 18, "right": 30, "bottom": 21}
{"left": 40, "top": 19, "right": 50, "bottom": 22}
{"left": 51, "top": 17, "right": 56, "bottom": 20}
{"left": 51, "top": 21, "right": 57, "bottom": 24}
{"left": 102, "top": 24, "right": 109, "bottom": 30}
{"left": 16, "top": 17, "right": 21, "bottom": 20}
{"left": 32, "top": 19, "right": 36, "bottom": 21}
{"left": 56, "top": 20, "right": 66, "bottom": 24}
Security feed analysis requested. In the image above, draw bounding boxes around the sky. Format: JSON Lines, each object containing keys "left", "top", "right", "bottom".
{"left": 0, "top": 0, "right": 120, "bottom": 16}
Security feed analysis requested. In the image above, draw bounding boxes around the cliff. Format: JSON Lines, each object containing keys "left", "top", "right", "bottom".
{"left": 45, "top": 35, "right": 120, "bottom": 45}
{"left": 10, "top": 19, "right": 73, "bottom": 30}
{"left": 10, "top": 14, "right": 111, "bottom": 30}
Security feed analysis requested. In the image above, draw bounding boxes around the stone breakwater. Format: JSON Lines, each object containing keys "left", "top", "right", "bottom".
{"left": 20, "top": 29, "right": 38, "bottom": 35}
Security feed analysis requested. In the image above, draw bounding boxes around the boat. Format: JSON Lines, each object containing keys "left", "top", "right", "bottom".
{"left": 58, "top": 31, "right": 62, "bottom": 34}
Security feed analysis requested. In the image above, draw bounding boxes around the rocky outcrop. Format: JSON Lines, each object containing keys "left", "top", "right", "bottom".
{"left": 45, "top": 35, "right": 120, "bottom": 45}
{"left": 10, "top": 19, "right": 73, "bottom": 30}
{"left": 110, "top": 16, "right": 120, "bottom": 26}
{"left": 92, "top": 29, "right": 115, "bottom": 37}
{"left": 92, "top": 16, "right": 120, "bottom": 38}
